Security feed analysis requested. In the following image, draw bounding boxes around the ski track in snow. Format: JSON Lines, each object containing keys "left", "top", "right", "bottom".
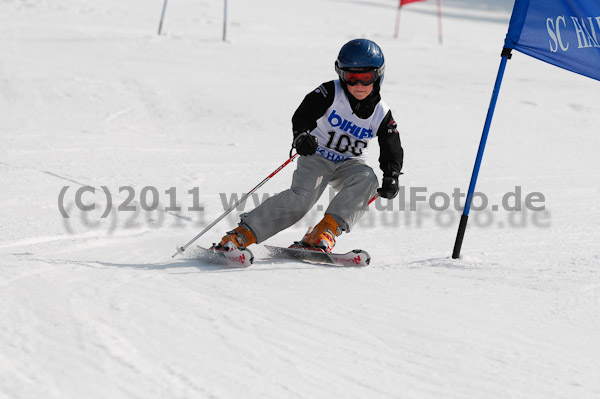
{"left": 1, "top": 0, "right": 600, "bottom": 398}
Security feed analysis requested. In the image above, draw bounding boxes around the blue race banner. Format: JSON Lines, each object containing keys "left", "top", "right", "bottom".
{"left": 504, "top": 0, "right": 600, "bottom": 81}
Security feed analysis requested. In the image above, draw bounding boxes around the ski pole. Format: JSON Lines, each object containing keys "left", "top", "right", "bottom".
{"left": 172, "top": 153, "right": 299, "bottom": 258}
{"left": 368, "top": 193, "right": 379, "bottom": 205}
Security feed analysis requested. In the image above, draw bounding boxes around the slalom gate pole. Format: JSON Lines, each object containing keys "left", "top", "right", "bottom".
{"left": 452, "top": 48, "right": 512, "bottom": 259}
{"left": 172, "top": 153, "right": 299, "bottom": 258}
{"left": 157, "top": 0, "right": 168, "bottom": 35}
{"left": 394, "top": 2, "right": 402, "bottom": 38}
{"left": 437, "top": 0, "right": 443, "bottom": 45}
{"left": 222, "top": 0, "right": 228, "bottom": 41}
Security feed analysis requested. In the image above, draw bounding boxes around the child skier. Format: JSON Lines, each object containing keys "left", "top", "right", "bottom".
{"left": 216, "top": 38, "right": 403, "bottom": 253}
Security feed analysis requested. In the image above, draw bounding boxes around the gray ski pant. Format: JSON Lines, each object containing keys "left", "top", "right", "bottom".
{"left": 240, "top": 155, "right": 379, "bottom": 243}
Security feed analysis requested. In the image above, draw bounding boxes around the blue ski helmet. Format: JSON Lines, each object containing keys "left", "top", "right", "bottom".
{"left": 335, "top": 39, "right": 385, "bottom": 87}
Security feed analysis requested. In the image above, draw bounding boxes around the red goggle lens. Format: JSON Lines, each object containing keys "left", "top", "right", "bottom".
{"left": 343, "top": 70, "right": 377, "bottom": 86}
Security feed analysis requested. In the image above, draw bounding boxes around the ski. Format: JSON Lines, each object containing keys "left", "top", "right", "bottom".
{"left": 194, "top": 246, "right": 254, "bottom": 267}
{"left": 191, "top": 245, "right": 369, "bottom": 268}
{"left": 264, "top": 245, "right": 370, "bottom": 267}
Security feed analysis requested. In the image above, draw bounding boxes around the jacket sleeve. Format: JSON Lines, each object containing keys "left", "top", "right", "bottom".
{"left": 377, "top": 110, "right": 404, "bottom": 177}
{"left": 291, "top": 81, "right": 335, "bottom": 136}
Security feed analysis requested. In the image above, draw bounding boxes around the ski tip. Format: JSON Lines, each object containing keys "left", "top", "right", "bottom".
{"left": 352, "top": 249, "right": 371, "bottom": 266}
{"left": 221, "top": 247, "right": 254, "bottom": 267}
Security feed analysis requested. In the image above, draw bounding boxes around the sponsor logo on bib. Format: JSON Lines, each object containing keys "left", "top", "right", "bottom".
{"left": 327, "top": 110, "right": 373, "bottom": 139}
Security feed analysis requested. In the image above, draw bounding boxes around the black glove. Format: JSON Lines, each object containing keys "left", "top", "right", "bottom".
{"left": 377, "top": 175, "right": 399, "bottom": 199}
{"left": 292, "top": 131, "right": 318, "bottom": 156}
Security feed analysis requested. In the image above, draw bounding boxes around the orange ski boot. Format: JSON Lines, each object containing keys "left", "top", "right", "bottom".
{"left": 300, "top": 214, "right": 342, "bottom": 253}
{"left": 217, "top": 223, "right": 257, "bottom": 251}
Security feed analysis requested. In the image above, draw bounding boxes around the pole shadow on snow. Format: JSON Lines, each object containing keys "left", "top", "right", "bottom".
{"left": 407, "top": 256, "right": 500, "bottom": 270}
{"left": 32, "top": 258, "right": 209, "bottom": 272}
{"left": 74, "top": 258, "right": 324, "bottom": 273}
{"left": 25, "top": 257, "right": 231, "bottom": 273}
{"left": 81, "top": 259, "right": 253, "bottom": 273}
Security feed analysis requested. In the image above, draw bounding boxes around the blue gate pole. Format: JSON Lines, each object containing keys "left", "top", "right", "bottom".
{"left": 452, "top": 48, "right": 512, "bottom": 259}
{"left": 223, "top": 0, "right": 228, "bottom": 41}
{"left": 158, "top": 0, "right": 169, "bottom": 35}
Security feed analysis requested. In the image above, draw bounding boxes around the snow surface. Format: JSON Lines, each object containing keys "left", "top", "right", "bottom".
{"left": 1, "top": 0, "right": 599, "bottom": 398}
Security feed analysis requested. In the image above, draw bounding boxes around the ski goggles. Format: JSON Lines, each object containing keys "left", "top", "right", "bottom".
{"left": 336, "top": 66, "right": 384, "bottom": 86}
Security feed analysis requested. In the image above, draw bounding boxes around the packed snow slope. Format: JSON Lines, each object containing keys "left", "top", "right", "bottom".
{"left": 1, "top": 0, "right": 599, "bottom": 398}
